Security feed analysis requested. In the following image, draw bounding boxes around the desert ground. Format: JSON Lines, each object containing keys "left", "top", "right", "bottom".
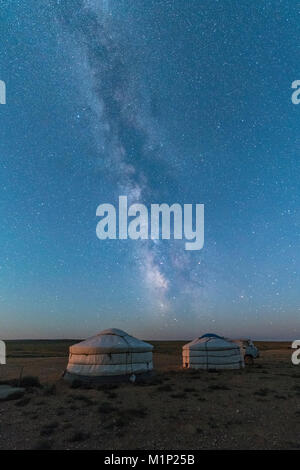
{"left": 0, "top": 340, "right": 299, "bottom": 450}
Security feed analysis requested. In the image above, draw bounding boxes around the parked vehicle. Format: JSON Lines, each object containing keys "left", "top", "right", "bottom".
{"left": 231, "top": 339, "right": 259, "bottom": 365}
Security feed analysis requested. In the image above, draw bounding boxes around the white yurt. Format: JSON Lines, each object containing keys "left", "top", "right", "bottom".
{"left": 182, "top": 333, "right": 244, "bottom": 370}
{"left": 64, "top": 328, "right": 154, "bottom": 384}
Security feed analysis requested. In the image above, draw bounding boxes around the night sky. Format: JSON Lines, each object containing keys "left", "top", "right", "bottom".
{"left": 0, "top": 0, "right": 299, "bottom": 340}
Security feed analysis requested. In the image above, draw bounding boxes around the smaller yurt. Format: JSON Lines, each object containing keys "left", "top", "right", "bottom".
{"left": 182, "top": 333, "right": 244, "bottom": 370}
{"left": 64, "top": 328, "right": 154, "bottom": 384}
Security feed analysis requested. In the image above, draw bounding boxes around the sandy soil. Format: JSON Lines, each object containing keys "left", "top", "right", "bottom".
{"left": 0, "top": 342, "right": 299, "bottom": 450}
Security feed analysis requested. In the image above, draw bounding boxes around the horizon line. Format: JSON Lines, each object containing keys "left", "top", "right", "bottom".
{"left": 3, "top": 337, "right": 294, "bottom": 342}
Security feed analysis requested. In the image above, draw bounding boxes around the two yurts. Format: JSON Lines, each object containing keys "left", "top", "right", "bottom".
{"left": 64, "top": 328, "right": 154, "bottom": 383}
{"left": 182, "top": 333, "right": 244, "bottom": 370}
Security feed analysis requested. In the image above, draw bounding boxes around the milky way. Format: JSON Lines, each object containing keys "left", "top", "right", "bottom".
{"left": 56, "top": 0, "right": 213, "bottom": 326}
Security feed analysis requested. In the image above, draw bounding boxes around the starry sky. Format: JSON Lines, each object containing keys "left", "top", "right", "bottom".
{"left": 0, "top": 0, "right": 299, "bottom": 340}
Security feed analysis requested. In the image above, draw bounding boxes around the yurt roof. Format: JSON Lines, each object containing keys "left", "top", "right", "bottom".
{"left": 200, "top": 333, "right": 223, "bottom": 339}
{"left": 182, "top": 334, "right": 240, "bottom": 351}
{"left": 70, "top": 328, "right": 153, "bottom": 355}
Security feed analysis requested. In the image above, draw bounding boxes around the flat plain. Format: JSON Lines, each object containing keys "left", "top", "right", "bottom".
{"left": 0, "top": 340, "right": 299, "bottom": 450}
